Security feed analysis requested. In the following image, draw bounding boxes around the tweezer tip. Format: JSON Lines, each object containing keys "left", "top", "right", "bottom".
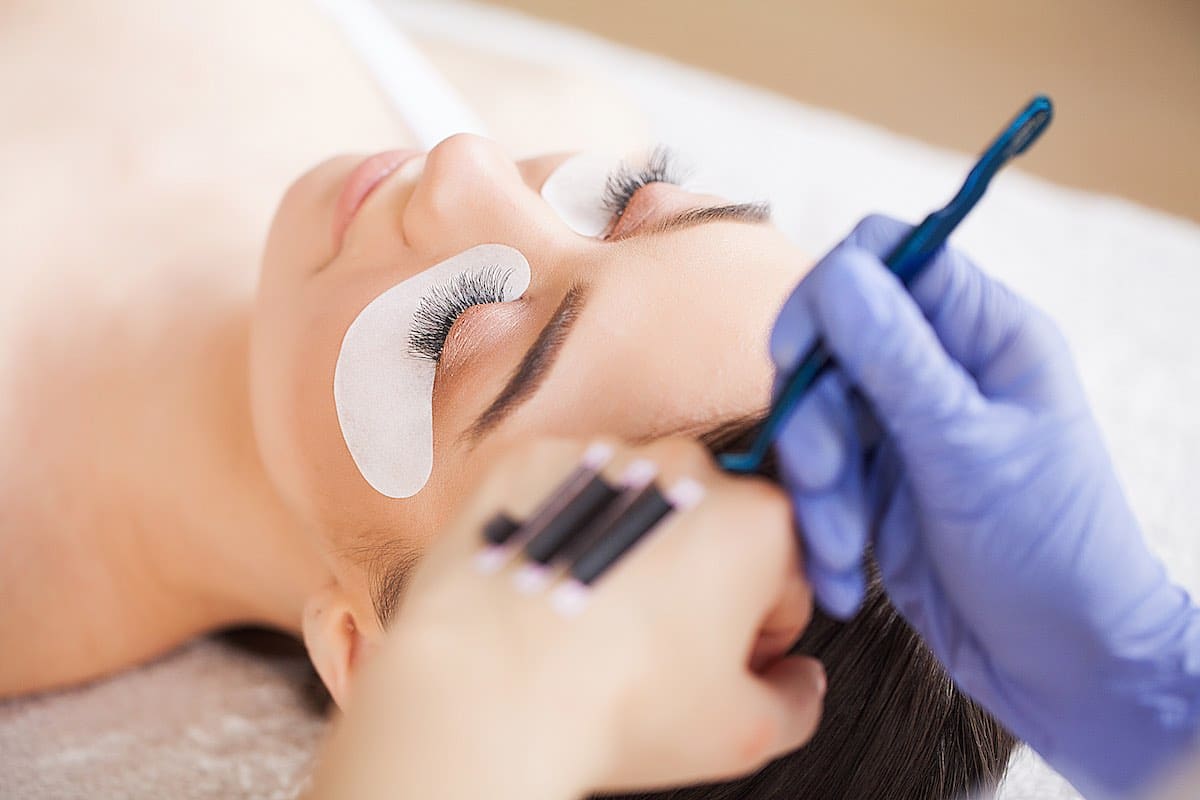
{"left": 718, "top": 452, "right": 755, "bottom": 473}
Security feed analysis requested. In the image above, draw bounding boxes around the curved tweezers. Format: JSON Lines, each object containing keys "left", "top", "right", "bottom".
{"left": 720, "top": 96, "right": 1054, "bottom": 474}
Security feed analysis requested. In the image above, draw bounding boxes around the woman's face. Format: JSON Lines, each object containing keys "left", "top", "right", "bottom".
{"left": 251, "top": 134, "right": 809, "bottom": 618}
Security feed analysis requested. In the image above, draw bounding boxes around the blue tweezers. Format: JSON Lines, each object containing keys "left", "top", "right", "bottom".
{"left": 720, "top": 95, "right": 1054, "bottom": 474}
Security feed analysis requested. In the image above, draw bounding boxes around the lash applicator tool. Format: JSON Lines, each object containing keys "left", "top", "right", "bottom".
{"left": 720, "top": 95, "right": 1054, "bottom": 475}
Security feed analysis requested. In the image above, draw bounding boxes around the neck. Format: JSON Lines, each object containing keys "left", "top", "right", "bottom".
{"left": 140, "top": 304, "right": 331, "bottom": 634}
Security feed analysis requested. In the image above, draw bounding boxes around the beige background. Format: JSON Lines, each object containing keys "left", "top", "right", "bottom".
{"left": 484, "top": 0, "right": 1200, "bottom": 221}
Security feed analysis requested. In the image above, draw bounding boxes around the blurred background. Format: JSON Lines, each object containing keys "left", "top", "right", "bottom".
{"left": 484, "top": 0, "right": 1200, "bottom": 221}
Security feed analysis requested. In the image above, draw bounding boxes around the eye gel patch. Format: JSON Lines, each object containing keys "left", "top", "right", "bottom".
{"left": 333, "top": 243, "right": 531, "bottom": 498}
{"left": 540, "top": 152, "right": 623, "bottom": 238}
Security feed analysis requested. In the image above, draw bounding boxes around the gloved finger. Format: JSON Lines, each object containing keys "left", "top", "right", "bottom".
{"left": 843, "top": 212, "right": 911, "bottom": 257}
{"left": 843, "top": 214, "right": 1019, "bottom": 377}
{"left": 808, "top": 561, "right": 868, "bottom": 621}
{"left": 843, "top": 216, "right": 1013, "bottom": 363}
{"left": 871, "top": 479, "right": 923, "bottom": 602}
{"left": 774, "top": 373, "right": 870, "bottom": 618}
{"left": 848, "top": 386, "right": 883, "bottom": 454}
{"left": 772, "top": 373, "right": 850, "bottom": 492}
{"left": 843, "top": 215, "right": 1078, "bottom": 407}
{"left": 767, "top": 266, "right": 819, "bottom": 373}
{"left": 781, "top": 421, "right": 867, "bottom": 575}
{"left": 786, "top": 455, "right": 870, "bottom": 620}
{"left": 872, "top": 482, "right": 977, "bottom": 682}
{"left": 807, "top": 245, "right": 986, "bottom": 436}
{"left": 920, "top": 261, "right": 1082, "bottom": 409}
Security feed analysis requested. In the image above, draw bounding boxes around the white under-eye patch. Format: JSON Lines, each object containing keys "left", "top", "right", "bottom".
{"left": 333, "top": 244, "right": 531, "bottom": 498}
{"left": 540, "top": 152, "right": 623, "bottom": 238}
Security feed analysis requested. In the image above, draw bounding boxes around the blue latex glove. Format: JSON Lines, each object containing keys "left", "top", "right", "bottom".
{"left": 770, "top": 214, "right": 1200, "bottom": 798}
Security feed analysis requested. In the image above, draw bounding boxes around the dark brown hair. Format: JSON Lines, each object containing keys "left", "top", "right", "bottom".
{"left": 372, "top": 416, "right": 1018, "bottom": 798}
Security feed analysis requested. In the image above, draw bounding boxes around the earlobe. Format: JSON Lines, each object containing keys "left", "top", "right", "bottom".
{"left": 301, "top": 584, "right": 368, "bottom": 709}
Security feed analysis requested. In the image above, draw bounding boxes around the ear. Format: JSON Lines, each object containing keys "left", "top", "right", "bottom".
{"left": 301, "top": 583, "right": 373, "bottom": 708}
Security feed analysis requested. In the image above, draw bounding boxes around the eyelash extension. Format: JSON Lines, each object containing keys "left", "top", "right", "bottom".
{"left": 408, "top": 264, "right": 514, "bottom": 363}
{"left": 601, "top": 145, "right": 688, "bottom": 221}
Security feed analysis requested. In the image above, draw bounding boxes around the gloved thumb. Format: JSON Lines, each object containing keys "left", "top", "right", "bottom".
{"left": 807, "top": 245, "right": 984, "bottom": 434}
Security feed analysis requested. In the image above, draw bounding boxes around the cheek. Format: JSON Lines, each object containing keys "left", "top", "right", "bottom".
{"left": 261, "top": 155, "right": 359, "bottom": 282}
{"left": 250, "top": 275, "right": 382, "bottom": 536}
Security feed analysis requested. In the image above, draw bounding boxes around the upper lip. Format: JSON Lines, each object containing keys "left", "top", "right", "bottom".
{"left": 331, "top": 149, "right": 422, "bottom": 251}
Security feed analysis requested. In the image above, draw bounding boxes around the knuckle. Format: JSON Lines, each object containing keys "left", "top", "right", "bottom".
{"left": 849, "top": 212, "right": 907, "bottom": 252}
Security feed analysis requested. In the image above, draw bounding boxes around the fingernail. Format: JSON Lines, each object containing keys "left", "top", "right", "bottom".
{"left": 814, "top": 662, "right": 827, "bottom": 696}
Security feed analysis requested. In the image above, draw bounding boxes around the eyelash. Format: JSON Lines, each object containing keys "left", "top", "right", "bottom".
{"left": 408, "top": 265, "right": 514, "bottom": 363}
{"left": 601, "top": 145, "right": 686, "bottom": 222}
{"left": 407, "top": 147, "right": 684, "bottom": 364}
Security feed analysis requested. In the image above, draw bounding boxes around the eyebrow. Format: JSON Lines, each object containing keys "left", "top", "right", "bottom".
{"left": 608, "top": 201, "right": 772, "bottom": 242}
{"left": 462, "top": 282, "right": 590, "bottom": 445}
{"left": 459, "top": 201, "right": 769, "bottom": 445}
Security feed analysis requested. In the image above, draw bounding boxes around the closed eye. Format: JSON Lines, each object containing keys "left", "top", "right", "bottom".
{"left": 601, "top": 145, "right": 685, "bottom": 226}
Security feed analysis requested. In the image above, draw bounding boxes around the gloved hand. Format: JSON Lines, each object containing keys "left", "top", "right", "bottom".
{"left": 769, "top": 214, "right": 1200, "bottom": 798}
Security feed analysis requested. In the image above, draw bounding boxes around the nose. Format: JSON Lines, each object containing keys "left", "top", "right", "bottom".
{"left": 402, "top": 134, "right": 556, "bottom": 255}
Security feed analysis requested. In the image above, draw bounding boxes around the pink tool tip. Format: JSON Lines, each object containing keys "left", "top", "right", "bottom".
{"left": 513, "top": 564, "right": 551, "bottom": 594}
{"left": 582, "top": 441, "right": 615, "bottom": 469}
{"left": 621, "top": 458, "right": 658, "bottom": 488}
{"left": 666, "top": 477, "right": 705, "bottom": 510}
{"left": 473, "top": 546, "right": 509, "bottom": 575}
{"left": 550, "top": 580, "right": 590, "bottom": 617}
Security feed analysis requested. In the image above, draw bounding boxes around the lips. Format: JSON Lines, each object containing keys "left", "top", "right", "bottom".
{"left": 332, "top": 149, "right": 422, "bottom": 249}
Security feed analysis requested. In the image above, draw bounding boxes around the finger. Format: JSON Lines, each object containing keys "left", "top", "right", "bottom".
{"left": 807, "top": 244, "right": 986, "bottom": 437}
{"left": 772, "top": 373, "right": 850, "bottom": 493}
{"left": 842, "top": 212, "right": 911, "bottom": 256}
{"left": 551, "top": 438, "right": 804, "bottom": 634}
{"left": 843, "top": 215, "right": 1077, "bottom": 405}
{"left": 748, "top": 557, "right": 812, "bottom": 671}
{"left": 777, "top": 382, "right": 867, "bottom": 573}
{"left": 872, "top": 482, "right": 978, "bottom": 683}
{"left": 843, "top": 214, "right": 1019, "bottom": 373}
{"left": 765, "top": 213, "right": 910, "bottom": 377}
{"left": 470, "top": 439, "right": 619, "bottom": 574}
{"left": 774, "top": 376, "right": 870, "bottom": 619}
{"left": 469, "top": 437, "right": 613, "bottom": 523}
{"left": 541, "top": 438, "right": 721, "bottom": 611}
{"left": 768, "top": 267, "right": 819, "bottom": 374}
{"left": 561, "top": 472, "right": 702, "bottom": 591}
{"left": 727, "top": 656, "right": 826, "bottom": 773}
{"left": 683, "top": 479, "right": 802, "bottom": 625}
